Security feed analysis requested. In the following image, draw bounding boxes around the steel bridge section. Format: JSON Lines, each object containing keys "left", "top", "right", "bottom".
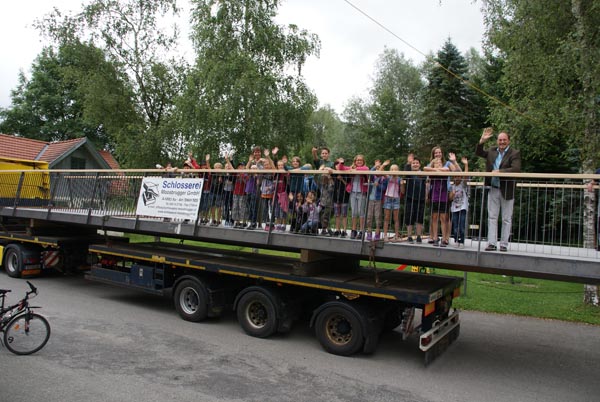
{"left": 2, "top": 207, "right": 598, "bottom": 284}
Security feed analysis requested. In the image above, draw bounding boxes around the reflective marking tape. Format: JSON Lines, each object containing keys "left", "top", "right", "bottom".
{"left": 43, "top": 251, "right": 60, "bottom": 268}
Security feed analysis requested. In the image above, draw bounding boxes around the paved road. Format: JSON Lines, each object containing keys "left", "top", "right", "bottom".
{"left": 0, "top": 273, "right": 599, "bottom": 402}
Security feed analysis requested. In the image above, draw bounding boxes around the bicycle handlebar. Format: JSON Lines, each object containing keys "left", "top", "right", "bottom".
{"left": 26, "top": 281, "right": 38, "bottom": 297}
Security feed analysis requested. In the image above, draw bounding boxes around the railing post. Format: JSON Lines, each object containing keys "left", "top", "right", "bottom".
{"left": 46, "top": 172, "right": 61, "bottom": 219}
{"left": 87, "top": 172, "right": 100, "bottom": 224}
{"left": 11, "top": 172, "right": 25, "bottom": 216}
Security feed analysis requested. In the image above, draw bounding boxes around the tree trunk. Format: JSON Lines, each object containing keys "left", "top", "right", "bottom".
{"left": 572, "top": 0, "right": 599, "bottom": 306}
{"left": 583, "top": 184, "right": 599, "bottom": 305}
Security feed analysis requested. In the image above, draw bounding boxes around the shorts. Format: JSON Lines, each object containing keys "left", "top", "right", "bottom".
{"left": 383, "top": 197, "right": 400, "bottom": 210}
{"left": 334, "top": 203, "right": 348, "bottom": 217}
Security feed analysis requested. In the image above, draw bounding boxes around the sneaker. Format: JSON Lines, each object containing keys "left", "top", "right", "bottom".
{"left": 350, "top": 230, "right": 357, "bottom": 239}
{"left": 407, "top": 236, "right": 414, "bottom": 244}
{"left": 340, "top": 231, "right": 347, "bottom": 238}
{"left": 357, "top": 231, "right": 363, "bottom": 240}
{"left": 333, "top": 230, "right": 340, "bottom": 237}
{"left": 416, "top": 236, "right": 422, "bottom": 244}
{"left": 366, "top": 232, "right": 373, "bottom": 241}
{"left": 499, "top": 245, "right": 508, "bottom": 252}
{"left": 327, "top": 229, "right": 335, "bottom": 237}
{"left": 247, "top": 223, "right": 256, "bottom": 230}
{"left": 485, "top": 244, "right": 497, "bottom": 251}
{"left": 459, "top": 243, "right": 465, "bottom": 249}
{"left": 433, "top": 240, "right": 440, "bottom": 247}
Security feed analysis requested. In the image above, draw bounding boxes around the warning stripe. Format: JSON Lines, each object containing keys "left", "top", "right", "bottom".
{"left": 43, "top": 251, "right": 60, "bottom": 268}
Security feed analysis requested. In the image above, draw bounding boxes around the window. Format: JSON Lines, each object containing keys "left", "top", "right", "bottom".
{"left": 71, "top": 157, "right": 86, "bottom": 169}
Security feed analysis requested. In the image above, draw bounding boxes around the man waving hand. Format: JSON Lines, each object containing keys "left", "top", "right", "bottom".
{"left": 476, "top": 128, "right": 521, "bottom": 252}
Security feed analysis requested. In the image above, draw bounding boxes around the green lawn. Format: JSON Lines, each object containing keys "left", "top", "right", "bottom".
{"left": 439, "top": 270, "right": 600, "bottom": 325}
{"left": 130, "top": 234, "right": 600, "bottom": 325}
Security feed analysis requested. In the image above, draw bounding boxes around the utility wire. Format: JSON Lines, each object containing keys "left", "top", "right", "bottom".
{"left": 341, "top": 0, "right": 557, "bottom": 133}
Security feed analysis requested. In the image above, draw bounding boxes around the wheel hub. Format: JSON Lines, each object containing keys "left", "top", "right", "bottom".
{"left": 326, "top": 315, "right": 352, "bottom": 345}
{"left": 180, "top": 287, "right": 199, "bottom": 314}
{"left": 247, "top": 301, "right": 267, "bottom": 328}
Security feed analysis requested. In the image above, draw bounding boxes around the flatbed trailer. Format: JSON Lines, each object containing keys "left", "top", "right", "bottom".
{"left": 0, "top": 219, "right": 461, "bottom": 364}
{"left": 0, "top": 227, "right": 119, "bottom": 277}
{"left": 0, "top": 162, "right": 463, "bottom": 364}
{"left": 84, "top": 241, "right": 461, "bottom": 364}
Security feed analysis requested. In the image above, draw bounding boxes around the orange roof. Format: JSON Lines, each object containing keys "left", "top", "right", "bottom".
{"left": 0, "top": 133, "right": 119, "bottom": 168}
{"left": 0, "top": 134, "right": 47, "bottom": 160}
{"left": 99, "top": 150, "right": 120, "bottom": 169}
{"left": 42, "top": 137, "right": 86, "bottom": 163}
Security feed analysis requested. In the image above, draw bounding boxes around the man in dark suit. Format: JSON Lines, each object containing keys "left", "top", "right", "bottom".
{"left": 476, "top": 127, "right": 521, "bottom": 251}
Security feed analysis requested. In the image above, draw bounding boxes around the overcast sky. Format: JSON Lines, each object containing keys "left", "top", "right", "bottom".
{"left": 0, "top": 0, "right": 485, "bottom": 114}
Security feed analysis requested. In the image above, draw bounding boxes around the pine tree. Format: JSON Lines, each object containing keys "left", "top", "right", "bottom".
{"left": 417, "top": 40, "right": 486, "bottom": 160}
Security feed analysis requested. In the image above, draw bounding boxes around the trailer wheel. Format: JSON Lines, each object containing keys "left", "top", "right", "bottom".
{"left": 314, "top": 304, "right": 364, "bottom": 356}
{"left": 236, "top": 291, "right": 278, "bottom": 338}
{"left": 174, "top": 279, "right": 208, "bottom": 322}
{"left": 3, "top": 244, "right": 24, "bottom": 278}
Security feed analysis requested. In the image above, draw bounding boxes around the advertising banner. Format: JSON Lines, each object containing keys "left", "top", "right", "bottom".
{"left": 136, "top": 177, "right": 203, "bottom": 220}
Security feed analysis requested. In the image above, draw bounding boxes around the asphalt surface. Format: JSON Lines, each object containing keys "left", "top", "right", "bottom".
{"left": 0, "top": 273, "right": 599, "bottom": 402}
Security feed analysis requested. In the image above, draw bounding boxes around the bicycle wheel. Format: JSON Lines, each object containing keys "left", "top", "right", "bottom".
{"left": 4, "top": 313, "right": 51, "bottom": 355}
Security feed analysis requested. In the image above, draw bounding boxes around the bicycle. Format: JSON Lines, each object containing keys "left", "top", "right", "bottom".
{"left": 0, "top": 281, "right": 51, "bottom": 355}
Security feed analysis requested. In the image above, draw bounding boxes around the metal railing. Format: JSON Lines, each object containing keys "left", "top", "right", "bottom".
{"left": 1, "top": 168, "right": 598, "bottom": 259}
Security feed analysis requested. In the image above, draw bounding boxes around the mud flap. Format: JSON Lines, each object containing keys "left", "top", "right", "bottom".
{"left": 420, "top": 310, "right": 460, "bottom": 366}
{"left": 424, "top": 324, "right": 460, "bottom": 366}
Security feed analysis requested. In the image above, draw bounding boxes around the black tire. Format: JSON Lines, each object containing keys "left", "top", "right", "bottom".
{"left": 236, "top": 290, "right": 278, "bottom": 338}
{"left": 314, "top": 304, "right": 365, "bottom": 356}
{"left": 3, "top": 244, "right": 23, "bottom": 278}
{"left": 174, "top": 279, "right": 208, "bottom": 322}
{"left": 4, "top": 313, "right": 51, "bottom": 355}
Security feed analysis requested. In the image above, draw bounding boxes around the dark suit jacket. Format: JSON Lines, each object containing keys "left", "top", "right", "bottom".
{"left": 475, "top": 143, "right": 521, "bottom": 200}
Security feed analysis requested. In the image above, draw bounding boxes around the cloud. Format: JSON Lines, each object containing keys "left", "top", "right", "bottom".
{"left": 0, "top": 0, "right": 485, "bottom": 115}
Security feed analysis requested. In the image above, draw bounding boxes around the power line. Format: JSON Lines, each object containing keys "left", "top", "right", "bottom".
{"left": 341, "top": 0, "right": 556, "bottom": 133}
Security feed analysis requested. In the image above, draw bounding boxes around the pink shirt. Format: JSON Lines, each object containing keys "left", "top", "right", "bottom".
{"left": 385, "top": 177, "right": 401, "bottom": 198}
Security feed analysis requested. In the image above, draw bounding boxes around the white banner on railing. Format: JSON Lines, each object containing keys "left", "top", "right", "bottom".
{"left": 136, "top": 177, "right": 203, "bottom": 220}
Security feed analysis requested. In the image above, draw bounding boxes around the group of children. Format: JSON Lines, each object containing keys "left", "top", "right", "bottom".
{"left": 167, "top": 145, "right": 470, "bottom": 247}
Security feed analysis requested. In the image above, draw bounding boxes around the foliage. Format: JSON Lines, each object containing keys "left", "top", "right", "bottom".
{"left": 0, "top": 42, "right": 131, "bottom": 149}
{"left": 481, "top": 0, "right": 600, "bottom": 171}
{"left": 341, "top": 48, "right": 423, "bottom": 165}
{"left": 34, "top": 0, "right": 185, "bottom": 167}
{"left": 306, "top": 105, "right": 345, "bottom": 161}
{"left": 179, "top": 0, "right": 320, "bottom": 159}
{"left": 417, "top": 39, "right": 487, "bottom": 162}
